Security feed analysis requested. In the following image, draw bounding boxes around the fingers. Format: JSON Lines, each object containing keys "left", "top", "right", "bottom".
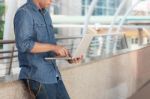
{"left": 55, "top": 46, "right": 70, "bottom": 57}
{"left": 53, "top": 45, "right": 83, "bottom": 64}
{"left": 75, "top": 55, "right": 83, "bottom": 63}
{"left": 72, "top": 58, "right": 80, "bottom": 64}
{"left": 68, "top": 55, "right": 83, "bottom": 64}
{"left": 60, "top": 47, "right": 69, "bottom": 56}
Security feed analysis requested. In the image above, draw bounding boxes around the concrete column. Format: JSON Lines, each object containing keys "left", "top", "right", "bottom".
{"left": 3, "top": 0, "right": 27, "bottom": 41}
{"left": 3, "top": 0, "right": 27, "bottom": 76}
{"left": 3, "top": 0, "right": 17, "bottom": 41}
{"left": 17, "top": 0, "right": 27, "bottom": 8}
{"left": 3, "top": 0, "right": 17, "bottom": 77}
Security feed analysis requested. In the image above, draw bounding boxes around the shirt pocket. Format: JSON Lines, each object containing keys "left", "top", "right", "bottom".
{"left": 34, "top": 23, "right": 49, "bottom": 42}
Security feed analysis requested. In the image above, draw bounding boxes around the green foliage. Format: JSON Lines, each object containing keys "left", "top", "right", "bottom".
{"left": 0, "top": 4, "right": 5, "bottom": 40}
{"left": 0, "top": 4, "right": 5, "bottom": 48}
{"left": 0, "top": 20, "right": 4, "bottom": 39}
{"left": 0, "top": 5, "right": 5, "bottom": 16}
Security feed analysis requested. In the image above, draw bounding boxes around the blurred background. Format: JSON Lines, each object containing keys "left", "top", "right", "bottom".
{"left": 0, "top": 0, "right": 150, "bottom": 99}
{"left": 0, "top": 0, "right": 149, "bottom": 78}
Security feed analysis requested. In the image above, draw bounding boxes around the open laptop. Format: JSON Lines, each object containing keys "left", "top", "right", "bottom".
{"left": 45, "top": 33, "right": 94, "bottom": 60}
{"left": 45, "top": 28, "right": 123, "bottom": 60}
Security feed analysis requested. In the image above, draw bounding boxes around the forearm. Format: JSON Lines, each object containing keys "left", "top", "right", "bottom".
{"left": 30, "top": 42, "right": 70, "bottom": 57}
{"left": 31, "top": 42, "right": 56, "bottom": 53}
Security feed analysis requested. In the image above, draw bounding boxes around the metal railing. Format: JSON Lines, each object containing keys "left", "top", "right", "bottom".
{"left": 0, "top": 36, "right": 83, "bottom": 77}
{"left": 0, "top": 33, "right": 149, "bottom": 78}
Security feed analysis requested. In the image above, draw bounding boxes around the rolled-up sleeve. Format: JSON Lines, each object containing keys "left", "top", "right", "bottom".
{"left": 14, "top": 9, "right": 35, "bottom": 53}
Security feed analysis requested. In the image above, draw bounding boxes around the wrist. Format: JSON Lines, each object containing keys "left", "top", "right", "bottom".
{"left": 49, "top": 44, "right": 57, "bottom": 52}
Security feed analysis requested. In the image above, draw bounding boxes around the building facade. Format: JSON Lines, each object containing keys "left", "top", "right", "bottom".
{"left": 82, "top": 0, "right": 121, "bottom": 15}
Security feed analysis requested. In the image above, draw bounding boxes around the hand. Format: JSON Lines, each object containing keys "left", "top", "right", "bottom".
{"left": 67, "top": 55, "right": 83, "bottom": 64}
{"left": 52, "top": 45, "right": 70, "bottom": 57}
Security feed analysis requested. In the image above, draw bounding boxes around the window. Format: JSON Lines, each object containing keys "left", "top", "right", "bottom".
{"left": 82, "top": 0, "right": 120, "bottom": 15}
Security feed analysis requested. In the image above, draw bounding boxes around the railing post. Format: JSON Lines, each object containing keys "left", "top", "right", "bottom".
{"left": 7, "top": 45, "right": 15, "bottom": 75}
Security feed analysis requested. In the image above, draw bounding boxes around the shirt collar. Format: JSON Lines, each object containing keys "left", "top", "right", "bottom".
{"left": 27, "top": 0, "right": 46, "bottom": 13}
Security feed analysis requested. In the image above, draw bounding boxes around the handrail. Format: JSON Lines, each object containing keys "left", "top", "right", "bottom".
{"left": 0, "top": 55, "right": 17, "bottom": 60}
{"left": 0, "top": 40, "right": 15, "bottom": 44}
{"left": 0, "top": 36, "right": 82, "bottom": 45}
{"left": 0, "top": 50, "right": 18, "bottom": 54}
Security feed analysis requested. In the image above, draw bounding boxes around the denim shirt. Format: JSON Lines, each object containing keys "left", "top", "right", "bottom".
{"left": 14, "top": 0, "right": 61, "bottom": 84}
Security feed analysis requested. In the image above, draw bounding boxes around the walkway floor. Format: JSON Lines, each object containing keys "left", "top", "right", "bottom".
{"left": 128, "top": 81, "right": 150, "bottom": 99}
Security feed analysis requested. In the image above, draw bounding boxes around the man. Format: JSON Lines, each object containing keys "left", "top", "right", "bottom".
{"left": 14, "top": 0, "right": 82, "bottom": 99}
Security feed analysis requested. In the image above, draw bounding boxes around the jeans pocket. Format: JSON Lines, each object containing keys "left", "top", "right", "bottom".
{"left": 28, "top": 80, "right": 42, "bottom": 97}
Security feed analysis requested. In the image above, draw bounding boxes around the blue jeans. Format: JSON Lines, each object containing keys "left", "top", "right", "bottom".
{"left": 22, "top": 79, "right": 70, "bottom": 99}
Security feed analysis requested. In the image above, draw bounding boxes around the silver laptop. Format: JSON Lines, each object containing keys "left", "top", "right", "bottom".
{"left": 45, "top": 34, "right": 94, "bottom": 60}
